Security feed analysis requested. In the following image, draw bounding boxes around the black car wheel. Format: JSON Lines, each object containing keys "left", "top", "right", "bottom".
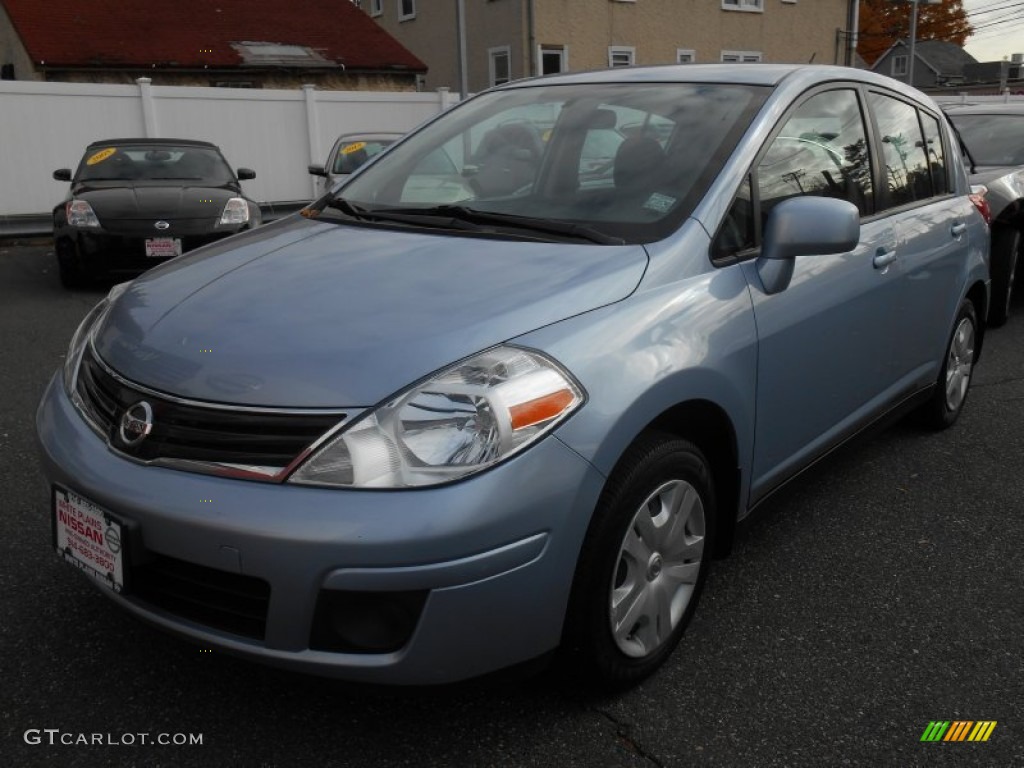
{"left": 989, "top": 226, "right": 1019, "bottom": 328}
{"left": 564, "top": 432, "right": 715, "bottom": 689}
{"left": 56, "top": 241, "right": 86, "bottom": 289}
{"left": 914, "top": 299, "right": 978, "bottom": 430}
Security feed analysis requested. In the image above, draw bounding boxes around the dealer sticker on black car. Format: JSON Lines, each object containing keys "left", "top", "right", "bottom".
{"left": 53, "top": 486, "right": 125, "bottom": 593}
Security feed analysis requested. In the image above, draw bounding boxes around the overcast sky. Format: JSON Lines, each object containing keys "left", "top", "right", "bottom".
{"left": 962, "top": 0, "right": 1024, "bottom": 61}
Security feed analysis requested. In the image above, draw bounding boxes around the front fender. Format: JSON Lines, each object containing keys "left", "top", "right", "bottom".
{"left": 515, "top": 264, "right": 758, "bottom": 519}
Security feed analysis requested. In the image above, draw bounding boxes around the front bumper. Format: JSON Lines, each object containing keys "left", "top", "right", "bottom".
{"left": 57, "top": 224, "right": 249, "bottom": 276}
{"left": 36, "top": 373, "right": 605, "bottom": 684}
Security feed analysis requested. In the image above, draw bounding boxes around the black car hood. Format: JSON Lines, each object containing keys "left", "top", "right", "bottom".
{"left": 70, "top": 183, "right": 239, "bottom": 221}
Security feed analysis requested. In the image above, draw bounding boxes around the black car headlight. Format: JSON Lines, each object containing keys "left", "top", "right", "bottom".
{"left": 219, "top": 198, "right": 250, "bottom": 226}
{"left": 66, "top": 200, "right": 101, "bottom": 228}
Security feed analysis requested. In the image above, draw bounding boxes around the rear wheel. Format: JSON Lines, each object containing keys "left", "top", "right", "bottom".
{"left": 564, "top": 433, "right": 715, "bottom": 689}
{"left": 988, "top": 226, "right": 1019, "bottom": 328}
{"left": 914, "top": 299, "right": 978, "bottom": 430}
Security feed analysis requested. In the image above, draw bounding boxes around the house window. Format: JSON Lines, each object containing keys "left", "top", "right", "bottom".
{"left": 370, "top": 0, "right": 383, "bottom": 16}
{"left": 540, "top": 45, "right": 567, "bottom": 76}
{"left": 677, "top": 49, "right": 696, "bottom": 64}
{"left": 892, "top": 54, "right": 908, "bottom": 77}
{"left": 398, "top": 0, "right": 415, "bottom": 21}
{"left": 721, "top": 51, "right": 762, "bottom": 63}
{"left": 489, "top": 46, "right": 511, "bottom": 86}
{"left": 608, "top": 46, "right": 635, "bottom": 68}
{"left": 722, "top": 0, "right": 764, "bottom": 11}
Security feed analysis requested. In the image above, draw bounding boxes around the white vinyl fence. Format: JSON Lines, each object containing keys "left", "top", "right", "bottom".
{"left": 0, "top": 79, "right": 461, "bottom": 217}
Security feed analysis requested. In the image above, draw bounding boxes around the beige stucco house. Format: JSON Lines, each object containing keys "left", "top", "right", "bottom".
{"left": 365, "top": 0, "right": 857, "bottom": 93}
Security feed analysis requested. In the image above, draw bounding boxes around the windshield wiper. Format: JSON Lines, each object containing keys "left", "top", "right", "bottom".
{"left": 368, "top": 204, "right": 625, "bottom": 245}
{"left": 322, "top": 197, "right": 376, "bottom": 221}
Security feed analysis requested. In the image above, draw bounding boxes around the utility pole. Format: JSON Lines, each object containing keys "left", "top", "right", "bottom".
{"left": 456, "top": 0, "right": 468, "bottom": 100}
{"left": 907, "top": 0, "right": 919, "bottom": 86}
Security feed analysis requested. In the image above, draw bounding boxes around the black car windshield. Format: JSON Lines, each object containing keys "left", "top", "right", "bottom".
{"left": 335, "top": 83, "right": 768, "bottom": 244}
{"left": 75, "top": 146, "right": 236, "bottom": 184}
{"left": 948, "top": 114, "right": 1024, "bottom": 167}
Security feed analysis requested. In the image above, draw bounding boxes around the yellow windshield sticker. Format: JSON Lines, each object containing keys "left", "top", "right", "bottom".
{"left": 341, "top": 141, "right": 367, "bottom": 155}
{"left": 86, "top": 148, "right": 117, "bottom": 166}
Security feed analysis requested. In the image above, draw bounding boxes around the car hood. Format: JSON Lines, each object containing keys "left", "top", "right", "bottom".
{"left": 71, "top": 183, "right": 239, "bottom": 220}
{"left": 93, "top": 217, "right": 649, "bottom": 407}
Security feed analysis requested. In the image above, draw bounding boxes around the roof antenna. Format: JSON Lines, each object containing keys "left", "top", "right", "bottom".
{"left": 808, "top": 52, "right": 817, "bottom": 64}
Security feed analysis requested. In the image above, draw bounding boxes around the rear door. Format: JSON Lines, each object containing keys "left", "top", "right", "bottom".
{"left": 866, "top": 93, "right": 973, "bottom": 388}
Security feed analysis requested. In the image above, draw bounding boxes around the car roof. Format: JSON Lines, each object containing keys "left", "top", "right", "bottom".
{"left": 86, "top": 138, "right": 219, "bottom": 149}
{"left": 497, "top": 63, "right": 941, "bottom": 112}
{"left": 501, "top": 63, "right": 923, "bottom": 91}
{"left": 943, "top": 103, "right": 1024, "bottom": 115}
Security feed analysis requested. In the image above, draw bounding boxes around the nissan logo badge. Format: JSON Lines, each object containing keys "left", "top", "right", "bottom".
{"left": 154, "top": 220, "right": 170, "bottom": 230}
{"left": 119, "top": 401, "right": 154, "bottom": 446}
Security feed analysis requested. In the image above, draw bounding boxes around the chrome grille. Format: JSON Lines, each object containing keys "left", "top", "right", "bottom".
{"left": 75, "top": 346, "right": 347, "bottom": 478}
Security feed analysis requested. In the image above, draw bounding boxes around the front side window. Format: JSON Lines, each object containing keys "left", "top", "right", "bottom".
{"left": 758, "top": 89, "right": 874, "bottom": 219}
{"left": 869, "top": 92, "right": 932, "bottom": 209}
{"left": 328, "top": 83, "right": 768, "bottom": 244}
{"left": 714, "top": 88, "right": 873, "bottom": 260}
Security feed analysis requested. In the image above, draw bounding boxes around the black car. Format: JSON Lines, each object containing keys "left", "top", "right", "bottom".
{"left": 945, "top": 103, "right": 1024, "bottom": 326}
{"left": 52, "top": 138, "right": 260, "bottom": 287}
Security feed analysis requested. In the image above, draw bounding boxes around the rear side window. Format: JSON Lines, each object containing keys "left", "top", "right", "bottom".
{"left": 919, "top": 112, "right": 948, "bottom": 196}
{"left": 757, "top": 89, "right": 874, "bottom": 219}
{"left": 869, "top": 93, "right": 932, "bottom": 209}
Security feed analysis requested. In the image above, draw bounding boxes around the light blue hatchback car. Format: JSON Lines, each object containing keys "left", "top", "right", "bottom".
{"left": 37, "top": 64, "right": 989, "bottom": 688}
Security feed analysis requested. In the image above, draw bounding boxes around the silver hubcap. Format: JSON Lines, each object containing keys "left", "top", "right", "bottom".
{"left": 609, "top": 479, "right": 705, "bottom": 658}
{"left": 944, "top": 316, "right": 975, "bottom": 412}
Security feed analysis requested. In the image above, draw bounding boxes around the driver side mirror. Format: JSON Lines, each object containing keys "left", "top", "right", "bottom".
{"left": 307, "top": 164, "right": 327, "bottom": 177}
{"left": 53, "top": 169, "right": 72, "bottom": 182}
{"left": 236, "top": 168, "right": 256, "bottom": 180}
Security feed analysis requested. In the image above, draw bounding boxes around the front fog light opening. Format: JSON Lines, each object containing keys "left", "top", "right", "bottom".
{"left": 310, "top": 590, "right": 428, "bottom": 653}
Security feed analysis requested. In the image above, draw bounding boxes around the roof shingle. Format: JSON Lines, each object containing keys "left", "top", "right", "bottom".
{"left": 3, "top": 0, "right": 425, "bottom": 72}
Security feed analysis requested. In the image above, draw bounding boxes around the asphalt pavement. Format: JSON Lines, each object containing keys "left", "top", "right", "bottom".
{"left": 2, "top": 243, "right": 1022, "bottom": 767}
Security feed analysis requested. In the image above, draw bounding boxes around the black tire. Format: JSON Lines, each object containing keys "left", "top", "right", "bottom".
{"left": 563, "top": 432, "right": 716, "bottom": 689}
{"left": 914, "top": 299, "right": 978, "bottom": 430}
{"left": 56, "top": 244, "right": 86, "bottom": 290}
{"left": 989, "top": 226, "right": 1019, "bottom": 328}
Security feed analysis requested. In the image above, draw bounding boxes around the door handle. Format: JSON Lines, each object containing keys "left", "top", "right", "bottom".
{"left": 951, "top": 222, "right": 967, "bottom": 237}
{"left": 873, "top": 248, "right": 897, "bottom": 269}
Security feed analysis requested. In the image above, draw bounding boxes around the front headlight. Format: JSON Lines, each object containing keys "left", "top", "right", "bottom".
{"left": 66, "top": 200, "right": 101, "bottom": 228}
{"left": 62, "top": 281, "right": 131, "bottom": 395}
{"left": 288, "top": 346, "right": 584, "bottom": 488}
{"left": 218, "top": 197, "right": 250, "bottom": 226}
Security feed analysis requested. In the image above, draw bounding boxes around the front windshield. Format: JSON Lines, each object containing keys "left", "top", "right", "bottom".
{"left": 334, "top": 82, "right": 767, "bottom": 243}
{"left": 75, "top": 145, "right": 236, "bottom": 183}
{"left": 949, "top": 114, "right": 1024, "bottom": 167}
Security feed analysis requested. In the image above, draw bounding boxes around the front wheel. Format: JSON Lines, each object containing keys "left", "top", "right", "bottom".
{"left": 914, "top": 299, "right": 978, "bottom": 430}
{"left": 989, "top": 226, "right": 1019, "bottom": 327}
{"left": 564, "top": 433, "right": 715, "bottom": 689}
